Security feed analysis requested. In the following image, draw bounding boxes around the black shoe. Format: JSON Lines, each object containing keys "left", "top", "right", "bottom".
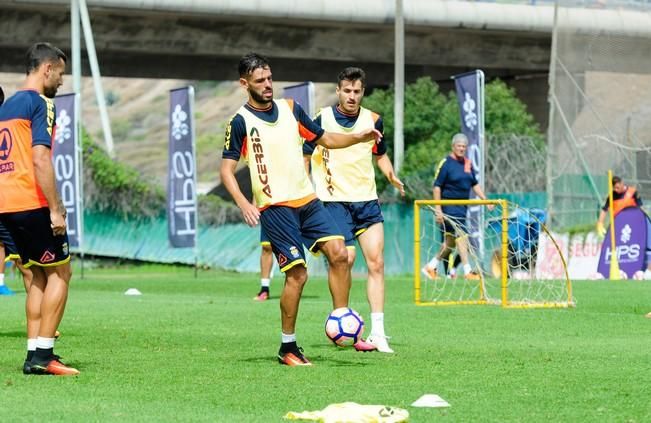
{"left": 23, "top": 360, "right": 32, "bottom": 375}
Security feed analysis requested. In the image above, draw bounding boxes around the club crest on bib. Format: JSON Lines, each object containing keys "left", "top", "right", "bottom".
{"left": 0, "top": 128, "right": 13, "bottom": 161}
{"left": 0, "top": 128, "right": 14, "bottom": 174}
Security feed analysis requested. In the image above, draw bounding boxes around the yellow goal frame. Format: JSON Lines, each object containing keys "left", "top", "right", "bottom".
{"left": 413, "top": 199, "right": 573, "bottom": 308}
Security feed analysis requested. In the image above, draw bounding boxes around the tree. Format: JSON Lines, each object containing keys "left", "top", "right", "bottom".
{"left": 362, "top": 77, "right": 544, "bottom": 201}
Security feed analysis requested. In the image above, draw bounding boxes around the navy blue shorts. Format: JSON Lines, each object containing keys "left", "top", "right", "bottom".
{"left": 0, "top": 220, "right": 19, "bottom": 260}
{"left": 439, "top": 215, "right": 469, "bottom": 240}
{"left": 260, "top": 199, "right": 344, "bottom": 272}
{"left": 0, "top": 208, "right": 70, "bottom": 268}
{"left": 324, "top": 200, "right": 384, "bottom": 247}
{"left": 260, "top": 226, "right": 270, "bottom": 247}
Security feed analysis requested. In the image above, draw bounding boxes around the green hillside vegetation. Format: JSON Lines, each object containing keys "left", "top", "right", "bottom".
{"left": 82, "top": 130, "right": 240, "bottom": 225}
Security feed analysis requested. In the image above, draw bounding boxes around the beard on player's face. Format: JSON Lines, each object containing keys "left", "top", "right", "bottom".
{"left": 43, "top": 60, "right": 65, "bottom": 99}
{"left": 44, "top": 85, "right": 58, "bottom": 99}
{"left": 249, "top": 87, "right": 273, "bottom": 105}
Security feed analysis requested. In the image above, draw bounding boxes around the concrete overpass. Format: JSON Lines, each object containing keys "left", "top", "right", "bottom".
{"left": 2, "top": 0, "right": 651, "bottom": 127}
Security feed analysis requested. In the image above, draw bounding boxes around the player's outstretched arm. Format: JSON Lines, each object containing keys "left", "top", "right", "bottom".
{"left": 317, "top": 128, "right": 382, "bottom": 149}
{"left": 375, "top": 154, "right": 405, "bottom": 196}
{"left": 220, "top": 158, "right": 260, "bottom": 227}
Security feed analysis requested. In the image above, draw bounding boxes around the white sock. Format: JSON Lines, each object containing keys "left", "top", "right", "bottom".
{"left": 449, "top": 267, "right": 456, "bottom": 277}
{"left": 261, "top": 278, "right": 271, "bottom": 288}
{"left": 463, "top": 263, "right": 472, "bottom": 275}
{"left": 36, "top": 337, "right": 55, "bottom": 349}
{"left": 371, "top": 312, "right": 385, "bottom": 337}
{"left": 427, "top": 257, "right": 439, "bottom": 269}
{"left": 0, "top": 274, "right": 5, "bottom": 286}
{"left": 281, "top": 332, "right": 296, "bottom": 343}
{"left": 27, "top": 338, "right": 37, "bottom": 351}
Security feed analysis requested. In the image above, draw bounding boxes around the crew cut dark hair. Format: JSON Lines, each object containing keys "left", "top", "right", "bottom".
{"left": 337, "top": 67, "right": 366, "bottom": 88}
{"left": 25, "top": 42, "right": 67, "bottom": 75}
{"left": 238, "top": 52, "right": 271, "bottom": 77}
{"left": 612, "top": 176, "right": 622, "bottom": 185}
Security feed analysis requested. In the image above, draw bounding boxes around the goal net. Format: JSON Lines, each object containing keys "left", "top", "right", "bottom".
{"left": 414, "top": 199, "right": 573, "bottom": 308}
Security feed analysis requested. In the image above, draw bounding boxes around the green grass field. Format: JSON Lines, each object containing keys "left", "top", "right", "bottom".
{"left": 1, "top": 263, "right": 650, "bottom": 422}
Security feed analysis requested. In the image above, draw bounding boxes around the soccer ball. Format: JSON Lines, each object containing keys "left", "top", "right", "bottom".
{"left": 633, "top": 270, "right": 645, "bottom": 280}
{"left": 325, "top": 307, "right": 364, "bottom": 347}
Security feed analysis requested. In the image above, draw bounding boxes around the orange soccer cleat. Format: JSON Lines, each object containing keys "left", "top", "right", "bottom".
{"left": 278, "top": 346, "right": 312, "bottom": 366}
{"left": 421, "top": 266, "right": 439, "bottom": 280}
{"left": 28, "top": 357, "right": 79, "bottom": 376}
{"left": 465, "top": 271, "right": 482, "bottom": 281}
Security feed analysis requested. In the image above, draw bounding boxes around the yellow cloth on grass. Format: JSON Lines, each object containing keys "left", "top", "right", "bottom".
{"left": 284, "top": 402, "right": 409, "bottom": 423}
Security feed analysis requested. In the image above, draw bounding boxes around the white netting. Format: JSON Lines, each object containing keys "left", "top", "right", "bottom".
{"left": 548, "top": 0, "right": 651, "bottom": 228}
{"left": 416, "top": 201, "right": 573, "bottom": 308}
{"left": 485, "top": 134, "right": 546, "bottom": 194}
{"left": 404, "top": 134, "right": 546, "bottom": 202}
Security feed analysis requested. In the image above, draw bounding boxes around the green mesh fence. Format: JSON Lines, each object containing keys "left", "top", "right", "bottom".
{"left": 81, "top": 211, "right": 260, "bottom": 273}
{"left": 551, "top": 174, "right": 607, "bottom": 229}
{"left": 76, "top": 197, "right": 547, "bottom": 276}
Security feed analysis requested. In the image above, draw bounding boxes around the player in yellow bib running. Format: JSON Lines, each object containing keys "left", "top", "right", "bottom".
{"left": 304, "top": 67, "right": 404, "bottom": 353}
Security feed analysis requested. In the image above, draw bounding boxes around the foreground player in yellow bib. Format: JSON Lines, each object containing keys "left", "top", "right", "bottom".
{"left": 221, "top": 53, "right": 382, "bottom": 366}
{"left": 304, "top": 67, "right": 405, "bottom": 353}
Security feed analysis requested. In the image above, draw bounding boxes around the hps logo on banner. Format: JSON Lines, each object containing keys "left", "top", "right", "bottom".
{"left": 597, "top": 207, "right": 647, "bottom": 278}
{"left": 605, "top": 224, "right": 641, "bottom": 263}
{"left": 172, "top": 104, "right": 189, "bottom": 140}
{"left": 54, "top": 93, "right": 81, "bottom": 247}
{"left": 462, "top": 92, "right": 478, "bottom": 132}
{"left": 167, "top": 87, "right": 197, "bottom": 248}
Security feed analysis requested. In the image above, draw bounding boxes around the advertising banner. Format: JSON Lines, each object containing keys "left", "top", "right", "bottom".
{"left": 453, "top": 70, "right": 485, "bottom": 250}
{"left": 54, "top": 93, "right": 82, "bottom": 247}
{"left": 167, "top": 87, "right": 197, "bottom": 248}
{"left": 597, "top": 207, "right": 647, "bottom": 278}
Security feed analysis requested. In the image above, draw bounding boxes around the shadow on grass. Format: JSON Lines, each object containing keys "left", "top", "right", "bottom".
{"left": 315, "top": 357, "right": 373, "bottom": 367}
{"left": 240, "top": 352, "right": 372, "bottom": 367}
{"left": 250, "top": 295, "right": 321, "bottom": 302}
{"left": 0, "top": 331, "right": 24, "bottom": 338}
{"left": 298, "top": 295, "right": 320, "bottom": 300}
